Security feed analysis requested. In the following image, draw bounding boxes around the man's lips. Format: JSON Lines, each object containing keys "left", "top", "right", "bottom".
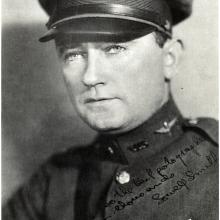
{"left": 85, "top": 97, "right": 117, "bottom": 104}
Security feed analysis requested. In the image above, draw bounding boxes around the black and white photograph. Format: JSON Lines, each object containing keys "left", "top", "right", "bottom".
{"left": 2, "top": 0, "right": 218, "bottom": 219}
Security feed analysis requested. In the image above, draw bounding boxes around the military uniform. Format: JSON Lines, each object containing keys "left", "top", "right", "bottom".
{"left": 3, "top": 99, "right": 218, "bottom": 220}
{"left": 3, "top": 0, "right": 218, "bottom": 219}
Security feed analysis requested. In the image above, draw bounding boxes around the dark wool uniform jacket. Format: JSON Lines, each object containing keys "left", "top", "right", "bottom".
{"left": 3, "top": 99, "right": 218, "bottom": 220}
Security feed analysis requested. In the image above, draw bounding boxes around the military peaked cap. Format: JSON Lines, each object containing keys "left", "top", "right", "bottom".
{"left": 39, "top": 0, "right": 193, "bottom": 42}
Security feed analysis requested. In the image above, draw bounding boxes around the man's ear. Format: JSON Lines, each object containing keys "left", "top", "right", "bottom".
{"left": 163, "top": 39, "right": 183, "bottom": 80}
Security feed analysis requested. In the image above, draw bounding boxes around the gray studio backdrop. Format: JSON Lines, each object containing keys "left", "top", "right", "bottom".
{"left": 2, "top": 0, "right": 218, "bottom": 203}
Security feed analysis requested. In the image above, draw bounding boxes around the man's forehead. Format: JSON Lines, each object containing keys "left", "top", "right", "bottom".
{"left": 55, "top": 33, "right": 150, "bottom": 49}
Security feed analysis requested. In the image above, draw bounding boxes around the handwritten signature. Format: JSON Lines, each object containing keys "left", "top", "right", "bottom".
{"left": 104, "top": 136, "right": 216, "bottom": 219}
{"left": 152, "top": 151, "right": 217, "bottom": 205}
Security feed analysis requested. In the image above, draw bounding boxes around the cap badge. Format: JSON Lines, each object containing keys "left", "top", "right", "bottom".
{"left": 155, "top": 118, "right": 177, "bottom": 134}
{"left": 164, "top": 20, "right": 171, "bottom": 30}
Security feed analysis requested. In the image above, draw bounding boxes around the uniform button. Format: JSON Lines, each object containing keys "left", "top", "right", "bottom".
{"left": 107, "top": 146, "right": 114, "bottom": 154}
{"left": 116, "top": 171, "right": 130, "bottom": 184}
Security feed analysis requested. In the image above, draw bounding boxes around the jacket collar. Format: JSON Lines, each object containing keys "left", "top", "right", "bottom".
{"left": 95, "top": 98, "right": 184, "bottom": 165}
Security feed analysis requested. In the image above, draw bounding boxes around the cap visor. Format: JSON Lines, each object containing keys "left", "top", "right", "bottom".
{"left": 39, "top": 17, "right": 156, "bottom": 42}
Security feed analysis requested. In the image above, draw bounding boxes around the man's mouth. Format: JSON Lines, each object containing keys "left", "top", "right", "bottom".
{"left": 85, "top": 97, "right": 116, "bottom": 104}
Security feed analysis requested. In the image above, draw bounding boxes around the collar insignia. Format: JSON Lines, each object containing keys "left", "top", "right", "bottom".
{"left": 155, "top": 118, "right": 177, "bottom": 134}
{"left": 127, "top": 140, "right": 149, "bottom": 153}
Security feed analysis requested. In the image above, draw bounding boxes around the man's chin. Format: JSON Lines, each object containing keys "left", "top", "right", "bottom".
{"left": 77, "top": 106, "right": 129, "bottom": 133}
{"left": 84, "top": 117, "right": 125, "bottom": 133}
{"left": 89, "top": 122, "right": 122, "bottom": 133}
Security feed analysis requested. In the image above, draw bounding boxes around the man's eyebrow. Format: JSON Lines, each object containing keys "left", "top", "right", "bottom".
{"left": 56, "top": 40, "right": 136, "bottom": 53}
{"left": 56, "top": 43, "right": 85, "bottom": 57}
{"left": 55, "top": 37, "right": 84, "bottom": 48}
{"left": 97, "top": 40, "right": 136, "bottom": 48}
{"left": 57, "top": 43, "right": 83, "bottom": 49}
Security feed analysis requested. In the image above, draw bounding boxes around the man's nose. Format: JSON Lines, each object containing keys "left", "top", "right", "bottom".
{"left": 82, "top": 49, "right": 105, "bottom": 87}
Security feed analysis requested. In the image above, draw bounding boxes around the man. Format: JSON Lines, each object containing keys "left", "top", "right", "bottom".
{"left": 3, "top": 0, "right": 218, "bottom": 219}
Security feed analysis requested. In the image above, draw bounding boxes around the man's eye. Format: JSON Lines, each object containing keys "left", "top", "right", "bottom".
{"left": 64, "top": 52, "right": 85, "bottom": 62}
{"left": 104, "top": 45, "right": 126, "bottom": 54}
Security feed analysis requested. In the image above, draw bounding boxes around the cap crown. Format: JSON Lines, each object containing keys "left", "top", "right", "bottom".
{"left": 39, "top": 0, "right": 193, "bottom": 25}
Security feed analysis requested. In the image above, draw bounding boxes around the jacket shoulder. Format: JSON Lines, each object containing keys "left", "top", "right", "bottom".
{"left": 183, "top": 117, "right": 218, "bottom": 146}
{"left": 48, "top": 144, "right": 95, "bottom": 168}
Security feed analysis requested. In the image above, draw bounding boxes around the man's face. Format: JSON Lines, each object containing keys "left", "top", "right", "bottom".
{"left": 57, "top": 33, "right": 167, "bottom": 133}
